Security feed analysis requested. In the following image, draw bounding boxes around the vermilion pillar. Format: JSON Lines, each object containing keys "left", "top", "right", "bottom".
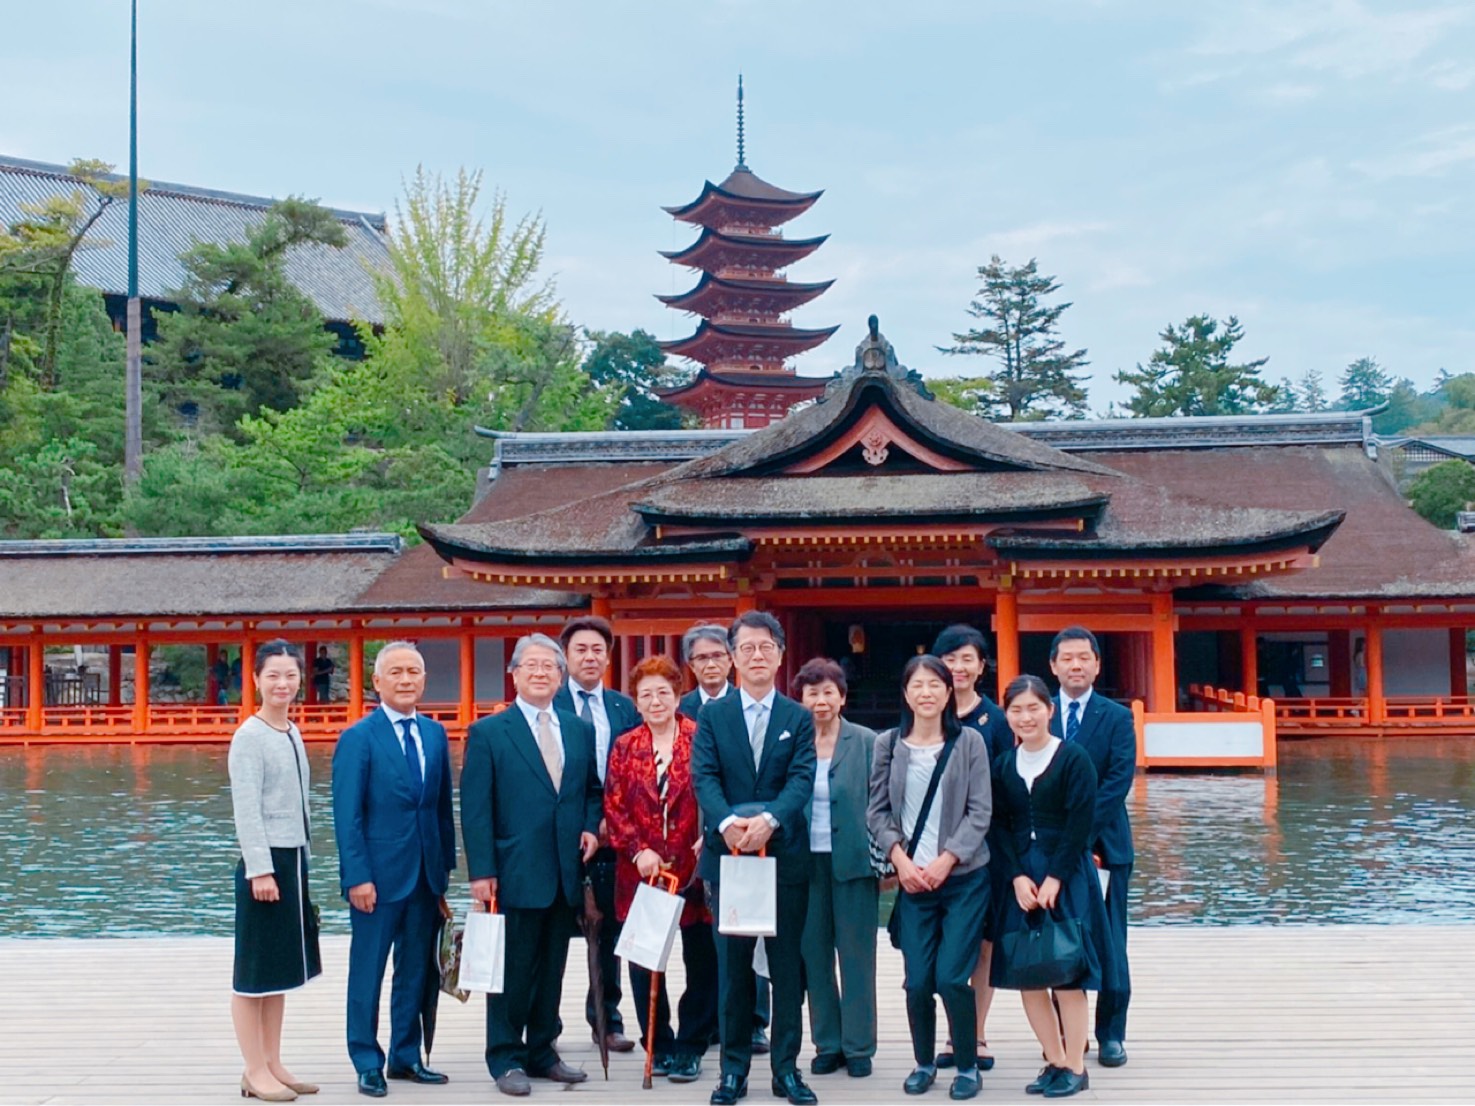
{"left": 459, "top": 628, "right": 475, "bottom": 727}
{"left": 1150, "top": 592, "right": 1176, "bottom": 712}
{"left": 1240, "top": 626, "right": 1259, "bottom": 698}
{"left": 133, "top": 637, "right": 150, "bottom": 732}
{"left": 348, "top": 636, "right": 364, "bottom": 719}
{"left": 239, "top": 638, "right": 255, "bottom": 723}
{"left": 993, "top": 588, "right": 1020, "bottom": 698}
{"left": 109, "top": 646, "right": 124, "bottom": 707}
{"left": 1449, "top": 627, "right": 1467, "bottom": 697}
{"left": 26, "top": 642, "right": 44, "bottom": 731}
{"left": 1366, "top": 624, "right": 1385, "bottom": 724}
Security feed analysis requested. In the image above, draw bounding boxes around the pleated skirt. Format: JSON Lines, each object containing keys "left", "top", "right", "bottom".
{"left": 233, "top": 846, "right": 322, "bottom": 996}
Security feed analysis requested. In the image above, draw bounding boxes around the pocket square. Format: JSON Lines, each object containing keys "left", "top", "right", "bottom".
{"left": 778, "top": 730, "right": 792, "bottom": 741}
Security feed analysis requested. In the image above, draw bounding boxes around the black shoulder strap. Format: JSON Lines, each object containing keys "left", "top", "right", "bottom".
{"left": 904, "top": 735, "right": 958, "bottom": 859}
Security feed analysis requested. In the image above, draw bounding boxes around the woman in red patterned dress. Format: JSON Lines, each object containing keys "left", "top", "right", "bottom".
{"left": 604, "top": 654, "right": 718, "bottom": 1085}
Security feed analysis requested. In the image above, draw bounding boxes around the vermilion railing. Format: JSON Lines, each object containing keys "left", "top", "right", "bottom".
{"left": 41, "top": 705, "right": 134, "bottom": 730}
{"left": 1188, "top": 684, "right": 1475, "bottom": 731}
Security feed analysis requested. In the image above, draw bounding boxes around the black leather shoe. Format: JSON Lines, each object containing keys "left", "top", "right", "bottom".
{"left": 751, "top": 1028, "right": 770, "bottom": 1055}
{"left": 1026, "top": 1065, "right": 1062, "bottom": 1095}
{"left": 771, "top": 1072, "right": 818, "bottom": 1105}
{"left": 935, "top": 1051, "right": 956, "bottom": 1069}
{"left": 667, "top": 1054, "right": 702, "bottom": 1083}
{"left": 1043, "top": 1068, "right": 1089, "bottom": 1098}
{"left": 388, "top": 1062, "right": 448, "bottom": 1084}
{"left": 530, "top": 1060, "right": 587, "bottom": 1084}
{"left": 494, "top": 1068, "right": 531, "bottom": 1097}
{"left": 845, "top": 1057, "right": 872, "bottom": 1078}
{"left": 1097, "top": 1040, "right": 1127, "bottom": 1067}
{"left": 810, "top": 1053, "right": 844, "bottom": 1076}
{"left": 904, "top": 1067, "right": 936, "bottom": 1095}
{"left": 356, "top": 1070, "right": 387, "bottom": 1098}
{"left": 710, "top": 1073, "right": 748, "bottom": 1105}
{"left": 949, "top": 1071, "right": 982, "bottom": 1100}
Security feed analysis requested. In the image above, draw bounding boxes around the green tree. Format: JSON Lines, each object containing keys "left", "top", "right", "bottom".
{"left": 1298, "top": 368, "right": 1328, "bottom": 412}
{"left": 1407, "top": 459, "right": 1475, "bottom": 529}
{"left": 149, "top": 196, "right": 348, "bottom": 435}
{"left": 939, "top": 256, "right": 1089, "bottom": 420}
{"left": 582, "top": 328, "right": 689, "bottom": 431}
{"left": 1374, "top": 376, "right": 1444, "bottom": 436}
{"left": 928, "top": 375, "right": 997, "bottom": 418}
{"left": 1115, "top": 314, "right": 1276, "bottom": 417}
{"left": 1338, "top": 356, "right": 1393, "bottom": 410}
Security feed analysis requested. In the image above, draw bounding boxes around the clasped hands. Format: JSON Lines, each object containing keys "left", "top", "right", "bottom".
{"left": 721, "top": 815, "right": 774, "bottom": 854}
{"left": 891, "top": 845, "right": 957, "bottom": 894}
{"left": 1014, "top": 873, "right": 1062, "bottom": 911}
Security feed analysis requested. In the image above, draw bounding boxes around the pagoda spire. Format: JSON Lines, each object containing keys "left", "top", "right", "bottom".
{"left": 736, "top": 75, "right": 746, "bottom": 169}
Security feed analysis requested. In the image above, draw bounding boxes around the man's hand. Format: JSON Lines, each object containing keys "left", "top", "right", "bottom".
{"left": 580, "top": 831, "right": 599, "bottom": 862}
{"left": 438, "top": 895, "right": 454, "bottom": 921}
{"left": 348, "top": 881, "right": 376, "bottom": 914}
{"left": 721, "top": 817, "right": 751, "bottom": 852}
{"left": 1036, "top": 875, "right": 1062, "bottom": 910}
{"left": 470, "top": 877, "right": 497, "bottom": 910}
{"left": 251, "top": 875, "right": 280, "bottom": 903}
{"left": 918, "top": 851, "right": 958, "bottom": 891}
{"left": 1013, "top": 874, "right": 1039, "bottom": 911}
{"left": 736, "top": 815, "right": 775, "bottom": 854}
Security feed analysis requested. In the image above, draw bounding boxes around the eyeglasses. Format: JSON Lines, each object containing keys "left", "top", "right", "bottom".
{"left": 735, "top": 641, "right": 780, "bottom": 658}
{"left": 689, "top": 651, "right": 730, "bottom": 666}
{"left": 516, "top": 661, "right": 560, "bottom": 675}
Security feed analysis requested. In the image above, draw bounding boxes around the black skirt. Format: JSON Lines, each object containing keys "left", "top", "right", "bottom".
{"left": 990, "top": 841, "right": 1110, "bottom": 992}
{"left": 234, "top": 846, "right": 322, "bottom": 996}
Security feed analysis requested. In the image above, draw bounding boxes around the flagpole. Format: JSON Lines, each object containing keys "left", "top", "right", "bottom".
{"left": 124, "top": 0, "right": 142, "bottom": 486}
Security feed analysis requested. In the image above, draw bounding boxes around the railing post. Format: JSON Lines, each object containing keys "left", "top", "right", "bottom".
{"left": 1131, "top": 698, "right": 1146, "bottom": 771}
{"left": 1262, "top": 696, "right": 1278, "bottom": 774}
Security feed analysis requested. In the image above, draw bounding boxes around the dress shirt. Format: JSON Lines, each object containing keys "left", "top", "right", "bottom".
{"left": 1061, "top": 687, "right": 1094, "bottom": 737}
{"left": 380, "top": 704, "right": 426, "bottom": 779}
{"left": 568, "top": 678, "right": 612, "bottom": 781}
{"left": 699, "top": 685, "right": 730, "bottom": 705}
{"left": 717, "top": 686, "right": 781, "bottom": 833}
{"left": 514, "top": 696, "right": 563, "bottom": 774}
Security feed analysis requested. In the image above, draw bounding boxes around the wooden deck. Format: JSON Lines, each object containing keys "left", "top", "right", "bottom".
{"left": 2, "top": 925, "right": 1471, "bottom": 1104}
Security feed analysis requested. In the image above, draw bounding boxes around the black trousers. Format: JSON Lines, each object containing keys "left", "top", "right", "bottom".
{"left": 583, "top": 851, "right": 625, "bottom": 1034}
{"left": 1096, "top": 862, "right": 1132, "bottom": 1043}
{"left": 484, "top": 897, "right": 575, "bottom": 1078}
{"left": 896, "top": 865, "right": 990, "bottom": 1069}
{"left": 710, "top": 879, "right": 808, "bottom": 1079}
{"left": 628, "top": 920, "right": 719, "bottom": 1060}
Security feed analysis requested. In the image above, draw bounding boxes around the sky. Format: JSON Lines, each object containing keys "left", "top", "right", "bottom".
{"left": 5, "top": 0, "right": 1474, "bottom": 412}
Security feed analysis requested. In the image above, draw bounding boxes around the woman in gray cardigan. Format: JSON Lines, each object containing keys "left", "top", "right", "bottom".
{"left": 867, "top": 654, "right": 992, "bottom": 1101}
{"left": 795, "top": 658, "right": 880, "bottom": 1079}
{"left": 229, "top": 640, "right": 321, "bottom": 1102}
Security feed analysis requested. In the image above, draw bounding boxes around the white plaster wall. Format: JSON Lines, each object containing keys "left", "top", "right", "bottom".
{"left": 1382, "top": 629, "right": 1451, "bottom": 695}
{"left": 412, "top": 637, "right": 508, "bottom": 702}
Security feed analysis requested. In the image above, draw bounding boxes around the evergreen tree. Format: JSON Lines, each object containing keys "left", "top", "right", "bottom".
{"left": 1297, "top": 368, "right": 1328, "bottom": 412}
{"left": 938, "top": 256, "right": 1089, "bottom": 420}
{"left": 1407, "top": 459, "right": 1475, "bottom": 529}
{"left": 1338, "top": 356, "right": 1393, "bottom": 410}
{"left": 1115, "top": 314, "right": 1276, "bottom": 417}
{"left": 929, "top": 375, "right": 997, "bottom": 418}
{"left": 581, "top": 328, "right": 689, "bottom": 431}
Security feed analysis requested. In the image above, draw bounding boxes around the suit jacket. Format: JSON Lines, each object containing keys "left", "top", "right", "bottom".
{"left": 691, "top": 689, "right": 816, "bottom": 886}
{"left": 867, "top": 725, "right": 993, "bottom": 876}
{"left": 1049, "top": 691, "right": 1136, "bottom": 866}
{"left": 332, "top": 707, "right": 456, "bottom": 902}
{"left": 554, "top": 681, "right": 642, "bottom": 775}
{"left": 461, "top": 704, "right": 602, "bottom": 910}
{"left": 806, "top": 717, "right": 879, "bottom": 883}
{"left": 678, "top": 683, "right": 731, "bottom": 721}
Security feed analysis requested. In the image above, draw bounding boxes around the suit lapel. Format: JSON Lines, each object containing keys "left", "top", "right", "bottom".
{"left": 722, "top": 694, "right": 759, "bottom": 790}
{"left": 557, "top": 708, "right": 583, "bottom": 798}
{"left": 1076, "top": 694, "right": 1105, "bottom": 750}
{"left": 754, "top": 696, "right": 791, "bottom": 782}
{"left": 506, "top": 706, "right": 557, "bottom": 796}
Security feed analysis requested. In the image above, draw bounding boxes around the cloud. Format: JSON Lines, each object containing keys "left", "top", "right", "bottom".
{"left": 1352, "top": 124, "right": 1475, "bottom": 180}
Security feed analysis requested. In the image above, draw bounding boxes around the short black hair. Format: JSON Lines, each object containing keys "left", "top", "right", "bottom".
{"left": 793, "top": 657, "right": 847, "bottom": 698}
{"left": 932, "top": 624, "right": 991, "bottom": 663}
{"left": 898, "top": 654, "right": 962, "bottom": 741}
{"left": 728, "top": 610, "right": 785, "bottom": 652}
{"left": 1049, "top": 626, "right": 1100, "bottom": 661}
{"left": 561, "top": 616, "right": 614, "bottom": 652}
{"left": 1002, "top": 673, "right": 1053, "bottom": 710}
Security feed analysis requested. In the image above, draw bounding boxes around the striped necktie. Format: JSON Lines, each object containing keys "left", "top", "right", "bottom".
{"left": 1065, "top": 699, "right": 1081, "bottom": 742}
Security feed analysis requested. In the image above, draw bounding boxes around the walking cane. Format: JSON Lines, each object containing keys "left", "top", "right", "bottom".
{"left": 643, "top": 871, "right": 681, "bottom": 1090}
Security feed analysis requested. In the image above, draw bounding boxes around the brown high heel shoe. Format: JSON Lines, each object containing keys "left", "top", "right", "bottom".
{"left": 240, "top": 1075, "right": 298, "bottom": 1102}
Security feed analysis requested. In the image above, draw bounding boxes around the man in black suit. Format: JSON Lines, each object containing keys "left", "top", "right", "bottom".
{"left": 552, "top": 616, "right": 641, "bottom": 1054}
{"left": 1048, "top": 626, "right": 1136, "bottom": 1068}
{"left": 692, "top": 611, "right": 818, "bottom": 1106}
{"left": 462, "top": 634, "right": 602, "bottom": 1097}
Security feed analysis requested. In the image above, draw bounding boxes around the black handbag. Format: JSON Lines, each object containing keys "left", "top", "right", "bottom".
{"left": 884, "top": 732, "right": 957, "bottom": 950}
{"left": 998, "top": 907, "right": 1088, "bottom": 990}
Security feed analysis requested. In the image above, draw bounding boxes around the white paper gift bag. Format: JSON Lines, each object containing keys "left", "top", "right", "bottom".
{"left": 460, "top": 905, "right": 506, "bottom": 993}
{"left": 718, "top": 853, "right": 777, "bottom": 937}
{"left": 615, "top": 875, "right": 684, "bottom": 972}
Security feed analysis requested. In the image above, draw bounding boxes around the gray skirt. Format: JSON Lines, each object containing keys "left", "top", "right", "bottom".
{"left": 233, "top": 846, "right": 322, "bottom": 996}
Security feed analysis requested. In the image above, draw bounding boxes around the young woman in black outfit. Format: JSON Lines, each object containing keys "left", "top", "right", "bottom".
{"left": 990, "top": 675, "right": 1110, "bottom": 1099}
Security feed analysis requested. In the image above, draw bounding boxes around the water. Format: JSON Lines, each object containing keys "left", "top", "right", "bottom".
{"left": 1, "top": 738, "right": 1473, "bottom": 937}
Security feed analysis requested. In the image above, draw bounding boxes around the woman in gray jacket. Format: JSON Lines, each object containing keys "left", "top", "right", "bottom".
{"left": 795, "top": 658, "right": 880, "bottom": 1079}
{"left": 867, "top": 654, "right": 992, "bottom": 1101}
{"left": 229, "top": 640, "right": 321, "bottom": 1102}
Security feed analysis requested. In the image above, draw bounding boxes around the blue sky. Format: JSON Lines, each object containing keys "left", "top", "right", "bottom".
{"left": 5, "top": 0, "right": 1474, "bottom": 412}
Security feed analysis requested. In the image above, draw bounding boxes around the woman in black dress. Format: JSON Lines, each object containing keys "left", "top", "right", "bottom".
{"left": 990, "top": 675, "right": 1110, "bottom": 1099}
{"left": 229, "top": 640, "right": 321, "bottom": 1102}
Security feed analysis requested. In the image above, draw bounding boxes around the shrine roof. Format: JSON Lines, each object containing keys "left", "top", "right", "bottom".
{"left": 663, "top": 167, "right": 823, "bottom": 220}
{"left": 656, "top": 368, "right": 834, "bottom": 401}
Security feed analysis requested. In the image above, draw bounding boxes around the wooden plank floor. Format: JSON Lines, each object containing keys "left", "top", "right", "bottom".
{"left": 2, "top": 926, "right": 1471, "bottom": 1104}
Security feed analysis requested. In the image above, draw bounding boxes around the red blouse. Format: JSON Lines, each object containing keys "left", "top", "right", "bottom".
{"left": 602, "top": 713, "right": 708, "bottom": 926}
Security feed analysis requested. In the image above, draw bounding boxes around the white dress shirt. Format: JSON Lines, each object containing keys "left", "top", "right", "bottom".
{"left": 380, "top": 704, "right": 426, "bottom": 779}
{"left": 568, "top": 679, "right": 612, "bottom": 782}
{"left": 514, "top": 696, "right": 563, "bottom": 774}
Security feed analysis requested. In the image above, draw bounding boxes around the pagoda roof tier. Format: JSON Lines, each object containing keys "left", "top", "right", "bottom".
{"left": 656, "top": 273, "right": 834, "bottom": 316}
{"left": 663, "top": 167, "right": 823, "bottom": 229}
{"left": 660, "top": 227, "right": 828, "bottom": 272}
{"left": 656, "top": 368, "right": 832, "bottom": 403}
{"left": 659, "top": 320, "right": 840, "bottom": 365}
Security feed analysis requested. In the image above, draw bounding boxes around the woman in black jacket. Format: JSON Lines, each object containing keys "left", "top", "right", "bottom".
{"left": 990, "top": 675, "right": 1111, "bottom": 1100}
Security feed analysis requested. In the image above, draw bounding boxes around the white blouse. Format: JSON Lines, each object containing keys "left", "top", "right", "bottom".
{"left": 809, "top": 757, "right": 833, "bottom": 852}
{"left": 900, "top": 741, "right": 944, "bottom": 868}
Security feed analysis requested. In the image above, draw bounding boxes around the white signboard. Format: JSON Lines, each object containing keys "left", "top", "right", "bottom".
{"left": 1143, "top": 720, "right": 1265, "bottom": 760}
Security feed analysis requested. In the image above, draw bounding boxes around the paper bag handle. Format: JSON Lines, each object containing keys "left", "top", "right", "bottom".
{"left": 647, "top": 871, "right": 680, "bottom": 894}
{"left": 727, "top": 846, "right": 767, "bottom": 857}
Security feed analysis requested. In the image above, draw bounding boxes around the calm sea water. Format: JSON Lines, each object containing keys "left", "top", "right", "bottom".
{"left": 1, "top": 738, "right": 1472, "bottom": 937}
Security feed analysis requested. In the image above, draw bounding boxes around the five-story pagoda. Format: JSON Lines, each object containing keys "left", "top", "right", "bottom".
{"left": 656, "top": 78, "right": 838, "bottom": 428}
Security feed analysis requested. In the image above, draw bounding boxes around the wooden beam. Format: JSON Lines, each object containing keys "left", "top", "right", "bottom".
{"left": 133, "top": 637, "right": 150, "bottom": 733}
{"left": 994, "top": 588, "right": 1020, "bottom": 697}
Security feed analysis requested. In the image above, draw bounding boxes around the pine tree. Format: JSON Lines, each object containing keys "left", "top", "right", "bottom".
{"left": 1115, "top": 314, "right": 1275, "bottom": 417}
{"left": 1338, "top": 357, "right": 1393, "bottom": 410}
{"left": 1297, "top": 368, "right": 1328, "bottom": 412}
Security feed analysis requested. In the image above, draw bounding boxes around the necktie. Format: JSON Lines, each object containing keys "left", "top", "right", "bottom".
{"left": 398, "top": 718, "right": 423, "bottom": 797}
{"left": 578, "top": 689, "right": 595, "bottom": 724}
{"left": 1066, "top": 699, "right": 1080, "bottom": 742}
{"left": 536, "top": 710, "right": 562, "bottom": 791}
{"left": 749, "top": 702, "right": 769, "bottom": 770}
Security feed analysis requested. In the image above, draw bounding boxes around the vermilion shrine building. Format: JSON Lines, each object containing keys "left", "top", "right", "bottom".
{"left": 3, "top": 323, "right": 1473, "bottom": 744}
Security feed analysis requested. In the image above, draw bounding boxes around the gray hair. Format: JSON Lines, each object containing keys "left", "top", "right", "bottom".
{"left": 508, "top": 633, "right": 567, "bottom": 675}
{"left": 373, "top": 640, "right": 424, "bottom": 677}
{"left": 681, "top": 623, "right": 730, "bottom": 664}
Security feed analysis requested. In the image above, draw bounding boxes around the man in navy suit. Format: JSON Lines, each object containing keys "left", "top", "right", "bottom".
{"left": 1048, "top": 626, "right": 1136, "bottom": 1068}
{"left": 552, "top": 616, "right": 641, "bottom": 1053}
{"left": 679, "top": 622, "right": 735, "bottom": 720}
{"left": 692, "top": 611, "right": 818, "bottom": 1106}
{"left": 462, "top": 633, "right": 601, "bottom": 1097}
{"left": 332, "top": 642, "right": 456, "bottom": 1098}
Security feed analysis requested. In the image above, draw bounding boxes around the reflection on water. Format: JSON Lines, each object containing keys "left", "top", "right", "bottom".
{"left": 1, "top": 738, "right": 1473, "bottom": 937}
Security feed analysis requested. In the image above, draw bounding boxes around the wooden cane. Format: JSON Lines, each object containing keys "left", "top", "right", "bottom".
{"left": 642, "top": 871, "right": 680, "bottom": 1090}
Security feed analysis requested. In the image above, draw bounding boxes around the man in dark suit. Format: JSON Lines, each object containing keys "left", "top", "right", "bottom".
{"left": 462, "top": 633, "right": 601, "bottom": 1098}
{"left": 1048, "top": 625, "right": 1136, "bottom": 1068}
{"left": 679, "top": 622, "right": 735, "bottom": 720}
{"left": 552, "top": 616, "right": 641, "bottom": 1054}
{"left": 332, "top": 642, "right": 456, "bottom": 1098}
{"left": 692, "top": 611, "right": 818, "bottom": 1106}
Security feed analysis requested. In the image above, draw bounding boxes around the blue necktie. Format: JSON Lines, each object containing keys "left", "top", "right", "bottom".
{"left": 1065, "top": 699, "right": 1080, "bottom": 742}
{"left": 398, "top": 718, "right": 423, "bottom": 797}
